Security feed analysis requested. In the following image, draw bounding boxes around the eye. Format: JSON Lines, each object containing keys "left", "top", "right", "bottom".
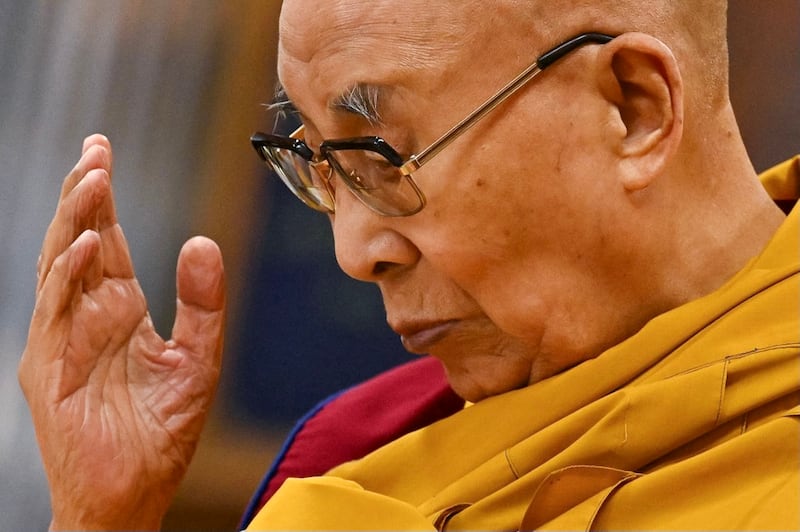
{"left": 348, "top": 169, "right": 367, "bottom": 188}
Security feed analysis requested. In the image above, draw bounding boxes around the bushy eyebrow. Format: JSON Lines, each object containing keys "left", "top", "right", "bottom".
{"left": 267, "top": 81, "right": 383, "bottom": 130}
{"left": 330, "top": 82, "right": 383, "bottom": 126}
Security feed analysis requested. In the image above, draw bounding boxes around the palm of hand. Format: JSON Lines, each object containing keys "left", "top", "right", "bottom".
{"left": 51, "top": 280, "right": 189, "bottom": 524}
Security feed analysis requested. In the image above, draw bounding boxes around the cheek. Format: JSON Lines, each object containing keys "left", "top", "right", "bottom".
{"left": 410, "top": 106, "right": 611, "bottom": 323}
{"left": 418, "top": 201, "right": 539, "bottom": 335}
{"left": 418, "top": 204, "right": 601, "bottom": 349}
{"left": 420, "top": 151, "right": 569, "bottom": 281}
{"left": 422, "top": 183, "right": 519, "bottom": 277}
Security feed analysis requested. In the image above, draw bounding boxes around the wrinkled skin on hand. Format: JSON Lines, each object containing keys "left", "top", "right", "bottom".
{"left": 18, "top": 135, "right": 226, "bottom": 531}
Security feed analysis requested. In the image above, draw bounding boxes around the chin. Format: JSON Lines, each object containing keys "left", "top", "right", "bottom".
{"left": 442, "top": 363, "right": 531, "bottom": 403}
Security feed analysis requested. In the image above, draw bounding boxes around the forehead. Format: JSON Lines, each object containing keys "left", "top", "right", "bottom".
{"left": 277, "top": 0, "right": 469, "bottom": 122}
{"left": 279, "top": 0, "right": 455, "bottom": 65}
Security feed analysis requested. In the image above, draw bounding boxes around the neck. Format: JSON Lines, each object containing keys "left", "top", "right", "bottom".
{"left": 651, "top": 107, "right": 786, "bottom": 310}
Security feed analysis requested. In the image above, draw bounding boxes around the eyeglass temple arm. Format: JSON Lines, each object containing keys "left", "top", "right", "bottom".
{"left": 536, "top": 32, "right": 614, "bottom": 68}
{"left": 400, "top": 32, "right": 615, "bottom": 176}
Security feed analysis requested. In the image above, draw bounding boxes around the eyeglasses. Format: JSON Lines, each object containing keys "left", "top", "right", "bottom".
{"left": 251, "top": 32, "right": 615, "bottom": 217}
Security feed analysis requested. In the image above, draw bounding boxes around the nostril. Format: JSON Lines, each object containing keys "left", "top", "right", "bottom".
{"left": 373, "top": 261, "right": 394, "bottom": 276}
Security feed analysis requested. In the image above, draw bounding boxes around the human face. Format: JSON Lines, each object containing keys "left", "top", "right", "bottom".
{"left": 277, "top": 0, "right": 648, "bottom": 401}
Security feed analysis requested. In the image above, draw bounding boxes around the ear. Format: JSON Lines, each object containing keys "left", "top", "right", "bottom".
{"left": 595, "top": 32, "right": 684, "bottom": 192}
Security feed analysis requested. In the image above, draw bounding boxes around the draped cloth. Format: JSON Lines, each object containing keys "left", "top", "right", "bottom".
{"left": 247, "top": 157, "right": 800, "bottom": 531}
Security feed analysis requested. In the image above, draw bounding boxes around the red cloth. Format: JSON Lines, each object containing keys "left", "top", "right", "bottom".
{"left": 244, "top": 356, "right": 464, "bottom": 524}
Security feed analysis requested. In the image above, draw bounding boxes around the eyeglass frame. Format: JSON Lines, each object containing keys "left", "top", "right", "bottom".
{"left": 251, "top": 32, "right": 616, "bottom": 216}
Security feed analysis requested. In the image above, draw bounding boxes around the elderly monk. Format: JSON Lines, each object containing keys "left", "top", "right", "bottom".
{"left": 19, "top": 0, "right": 799, "bottom": 530}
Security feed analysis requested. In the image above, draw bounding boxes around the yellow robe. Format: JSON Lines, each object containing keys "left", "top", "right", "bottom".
{"left": 247, "top": 157, "right": 800, "bottom": 531}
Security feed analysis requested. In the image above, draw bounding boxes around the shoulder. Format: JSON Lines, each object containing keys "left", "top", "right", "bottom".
{"left": 240, "top": 356, "right": 464, "bottom": 526}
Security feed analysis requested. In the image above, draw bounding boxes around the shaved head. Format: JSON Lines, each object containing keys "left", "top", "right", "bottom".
{"left": 515, "top": 0, "right": 730, "bottom": 108}
{"left": 278, "top": 0, "right": 731, "bottom": 125}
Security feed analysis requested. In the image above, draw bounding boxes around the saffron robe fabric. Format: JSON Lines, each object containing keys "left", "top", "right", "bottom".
{"left": 246, "top": 156, "right": 800, "bottom": 531}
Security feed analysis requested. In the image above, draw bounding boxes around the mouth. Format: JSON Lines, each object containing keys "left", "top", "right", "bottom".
{"left": 392, "top": 320, "right": 459, "bottom": 354}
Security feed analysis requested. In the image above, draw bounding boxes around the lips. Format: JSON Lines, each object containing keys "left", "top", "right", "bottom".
{"left": 394, "top": 320, "right": 459, "bottom": 354}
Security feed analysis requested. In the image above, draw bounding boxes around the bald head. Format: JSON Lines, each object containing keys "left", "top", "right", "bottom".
{"left": 278, "top": 0, "right": 730, "bottom": 108}
{"left": 517, "top": 0, "right": 730, "bottom": 110}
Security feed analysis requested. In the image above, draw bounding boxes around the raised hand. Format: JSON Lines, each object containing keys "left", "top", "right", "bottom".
{"left": 19, "top": 135, "right": 226, "bottom": 531}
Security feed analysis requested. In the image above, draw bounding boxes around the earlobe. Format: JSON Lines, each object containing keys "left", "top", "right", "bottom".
{"left": 596, "top": 33, "right": 684, "bottom": 192}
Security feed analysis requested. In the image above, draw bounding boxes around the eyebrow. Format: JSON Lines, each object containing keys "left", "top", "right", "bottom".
{"left": 330, "top": 82, "right": 383, "bottom": 126}
{"left": 263, "top": 83, "right": 306, "bottom": 133}
{"left": 266, "top": 83, "right": 296, "bottom": 115}
{"left": 268, "top": 81, "right": 384, "bottom": 131}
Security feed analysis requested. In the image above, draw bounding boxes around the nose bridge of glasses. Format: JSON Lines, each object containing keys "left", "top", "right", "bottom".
{"left": 289, "top": 123, "right": 332, "bottom": 179}
{"left": 310, "top": 158, "right": 333, "bottom": 181}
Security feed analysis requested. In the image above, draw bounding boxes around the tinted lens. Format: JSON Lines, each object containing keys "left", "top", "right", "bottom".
{"left": 326, "top": 149, "right": 424, "bottom": 216}
{"left": 261, "top": 146, "right": 334, "bottom": 212}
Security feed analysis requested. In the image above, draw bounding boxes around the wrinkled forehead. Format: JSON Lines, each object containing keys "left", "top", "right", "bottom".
{"left": 279, "top": 0, "right": 446, "bottom": 65}
{"left": 277, "top": 0, "right": 465, "bottom": 120}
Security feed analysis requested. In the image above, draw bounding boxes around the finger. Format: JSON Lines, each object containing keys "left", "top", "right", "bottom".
{"left": 27, "top": 230, "right": 102, "bottom": 361}
{"left": 38, "top": 167, "right": 110, "bottom": 292}
{"left": 60, "top": 136, "right": 112, "bottom": 202}
{"left": 77, "top": 137, "right": 113, "bottom": 290}
{"left": 82, "top": 134, "right": 115, "bottom": 230}
{"left": 93, "top": 136, "right": 119, "bottom": 232}
{"left": 80, "top": 135, "right": 134, "bottom": 280}
{"left": 40, "top": 140, "right": 111, "bottom": 290}
{"left": 98, "top": 224, "right": 135, "bottom": 280}
{"left": 83, "top": 133, "right": 112, "bottom": 161}
{"left": 40, "top": 136, "right": 112, "bottom": 287}
{"left": 169, "top": 237, "right": 226, "bottom": 367}
{"left": 81, "top": 230, "right": 106, "bottom": 292}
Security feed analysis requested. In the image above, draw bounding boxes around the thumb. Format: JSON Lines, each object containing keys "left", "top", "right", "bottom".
{"left": 171, "top": 236, "right": 226, "bottom": 366}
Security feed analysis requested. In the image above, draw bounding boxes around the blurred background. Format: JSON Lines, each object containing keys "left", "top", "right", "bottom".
{"left": 0, "top": 1, "right": 797, "bottom": 530}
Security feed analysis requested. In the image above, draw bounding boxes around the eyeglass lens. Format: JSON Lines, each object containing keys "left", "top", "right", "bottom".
{"left": 325, "top": 149, "right": 424, "bottom": 216}
{"left": 261, "top": 145, "right": 335, "bottom": 212}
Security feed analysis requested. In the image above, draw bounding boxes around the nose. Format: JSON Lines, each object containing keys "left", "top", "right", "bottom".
{"left": 331, "top": 189, "right": 420, "bottom": 282}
